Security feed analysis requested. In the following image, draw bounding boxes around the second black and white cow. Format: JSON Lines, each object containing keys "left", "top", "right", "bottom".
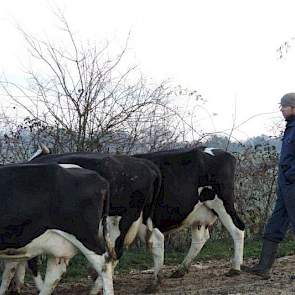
{"left": 28, "top": 150, "right": 163, "bottom": 292}
{"left": 135, "top": 147, "right": 245, "bottom": 277}
{"left": 0, "top": 163, "right": 113, "bottom": 295}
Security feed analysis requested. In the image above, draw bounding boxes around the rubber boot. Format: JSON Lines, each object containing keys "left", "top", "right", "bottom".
{"left": 242, "top": 239, "right": 279, "bottom": 279}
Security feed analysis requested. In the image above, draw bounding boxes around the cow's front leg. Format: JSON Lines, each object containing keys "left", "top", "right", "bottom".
{"left": 171, "top": 224, "right": 209, "bottom": 278}
{"left": 205, "top": 197, "right": 244, "bottom": 275}
{"left": 90, "top": 260, "right": 118, "bottom": 295}
{"left": 85, "top": 252, "right": 114, "bottom": 295}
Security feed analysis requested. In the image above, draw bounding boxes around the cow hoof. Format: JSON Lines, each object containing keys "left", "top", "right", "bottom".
{"left": 170, "top": 268, "right": 187, "bottom": 278}
{"left": 225, "top": 268, "right": 241, "bottom": 277}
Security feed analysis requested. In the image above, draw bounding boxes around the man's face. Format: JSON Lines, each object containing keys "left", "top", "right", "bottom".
{"left": 280, "top": 105, "right": 295, "bottom": 119}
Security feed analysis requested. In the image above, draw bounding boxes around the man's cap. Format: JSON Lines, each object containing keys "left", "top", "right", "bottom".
{"left": 280, "top": 93, "right": 295, "bottom": 107}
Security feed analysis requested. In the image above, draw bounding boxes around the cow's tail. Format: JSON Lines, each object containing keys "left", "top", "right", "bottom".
{"left": 144, "top": 162, "right": 162, "bottom": 246}
{"left": 101, "top": 185, "right": 117, "bottom": 260}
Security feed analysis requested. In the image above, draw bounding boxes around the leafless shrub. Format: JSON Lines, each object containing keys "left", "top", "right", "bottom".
{"left": 0, "top": 13, "right": 205, "bottom": 157}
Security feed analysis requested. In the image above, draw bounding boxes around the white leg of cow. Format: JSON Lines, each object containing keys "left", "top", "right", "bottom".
{"left": 138, "top": 224, "right": 165, "bottom": 279}
{"left": 90, "top": 276, "right": 103, "bottom": 295}
{"left": 90, "top": 260, "right": 119, "bottom": 295}
{"left": 13, "top": 261, "right": 26, "bottom": 293}
{"left": 149, "top": 228, "right": 164, "bottom": 287}
{"left": 39, "top": 257, "right": 67, "bottom": 295}
{"left": 171, "top": 224, "right": 209, "bottom": 278}
{"left": 0, "top": 261, "right": 18, "bottom": 295}
{"left": 138, "top": 222, "right": 165, "bottom": 282}
{"left": 136, "top": 224, "right": 164, "bottom": 292}
{"left": 90, "top": 259, "right": 118, "bottom": 295}
{"left": 86, "top": 255, "right": 113, "bottom": 295}
{"left": 205, "top": 197, "right": 244, "bottom": 273}
{"left": 33, "top": 272, "right": 44, "bottom": 291}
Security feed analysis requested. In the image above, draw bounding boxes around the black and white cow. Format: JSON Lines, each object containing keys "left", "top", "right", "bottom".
{"left": 28, "top": 149, "right": 163, "bottom": 292}
{"left": 0, "top": 163, "right": 113, "bottom": 295}
{"left": 135, "top": 146, "right": 245, "bottom": 278}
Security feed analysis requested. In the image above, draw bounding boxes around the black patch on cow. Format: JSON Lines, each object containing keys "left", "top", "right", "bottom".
{"left": 0, "top": 163, "right": 109, "bottom": 255}
{"left": 27, "top": 257, "right": 39, "bottom": 277}
{"left": 199, "top": 187, "right": 216, "bottom": 202}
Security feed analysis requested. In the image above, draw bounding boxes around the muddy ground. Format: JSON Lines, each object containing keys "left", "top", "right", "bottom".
{"left": 19, "top": 256, "right": 295, "bottom": 294}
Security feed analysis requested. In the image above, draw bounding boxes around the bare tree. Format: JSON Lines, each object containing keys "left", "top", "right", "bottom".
{"left": 0, "top": 13, "right": 204, "bottom": 155}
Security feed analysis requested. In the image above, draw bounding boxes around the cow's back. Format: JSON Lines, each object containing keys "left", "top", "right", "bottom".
{"left": 30, "top": 152, "right": 160, "bottom": 226}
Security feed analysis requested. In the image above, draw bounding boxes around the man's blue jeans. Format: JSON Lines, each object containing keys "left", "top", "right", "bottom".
{"left": 263, "top": 180, "right": 295, "bottom": 242}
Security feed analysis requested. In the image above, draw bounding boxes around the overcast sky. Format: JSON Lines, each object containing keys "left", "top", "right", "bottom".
{"left": 1, "top": 0, "right": 295, "bottom": 141}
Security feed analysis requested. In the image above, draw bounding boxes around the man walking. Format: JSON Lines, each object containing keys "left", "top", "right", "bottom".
{"left": 244, "top": 93, "right": 295, "bottom": 279}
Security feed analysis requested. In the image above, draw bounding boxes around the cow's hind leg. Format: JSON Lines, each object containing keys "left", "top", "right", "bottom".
{"left": 27, "top": 257, "right": 44, "bottom": 291}
{"left": 137, "top": 224, "right": 164, "bottom": 293}
{"left": 171, "top": 224, "right": 209, "bottom": 278}
{"left": 9, "top": 261, "right": 26, "bottom": 294}
{"left": 205, "top": 197, "right": 244, "bottom": 276}
{"left": 0, "top": 261, "right": 19, "bottom": 295}
{"left": 39, "top": 256, "right": 68, "bottom": 295}
{"left": 142, "top": 227, "right": 164, "bottom": 293}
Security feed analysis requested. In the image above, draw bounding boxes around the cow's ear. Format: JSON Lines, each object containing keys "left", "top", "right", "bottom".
{"left": 40, "top": 143, "right": 50, "bottom": 155}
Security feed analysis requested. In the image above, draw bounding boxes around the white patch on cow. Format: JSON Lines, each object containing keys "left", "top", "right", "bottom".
{"left": 0, "top": 230, "right": 114, "bottom": 295}
{"left": 136, "top": 217, "right": 156, "bottom": 243}
{"left": 148, "top": 228, "right": 164, "bottom": 282}
{"left": 51, "top": 230, "right": 114, "bottom": 295}
{"left": 181, "top": 202, "right": 217, "bottom": 229}
{"left": 204, "top": 196, "right": 244, "bottom": 270}
{"left": 58, "top": 164, "right": 82, "bottom": 169}
{"left": 41, "top": 256, "right": 67, "bottom": 295}
{"left": 137, "top": 222, "right": 164, "bottom": 283}
{"left": 33, "top": 272, "right": 44, "bottom": 291}
{"left": 181, "top": 224, "right": 209, "bottom": 270}
{"left": 124, "top": 212, "right": 143, "bottom": 246}
{"left": 203, "top": 147, "right": 217, "bottom": 156}
{"left": 0, "top": 231, "right": 77, "bottom": 295}
{"left": 99, "top": 215, "right": 122, "bottom": 259}
{"left": 106, "top": 216, "right": 122, "bottom": 245}
{"left": 0, "top": 231, "right": 77, "bottom": 261}
{"left": 146, "top": 217, "right": 154, "bottom": 233}
{"left": 137, "top": 223, "right": 148, "bottom": 243}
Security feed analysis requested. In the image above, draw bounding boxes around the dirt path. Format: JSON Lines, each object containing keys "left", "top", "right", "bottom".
{"left": 20, "top": 256, "right": 295, "bottom": 294}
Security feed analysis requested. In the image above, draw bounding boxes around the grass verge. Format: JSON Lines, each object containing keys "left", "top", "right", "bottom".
{"left": 62, "top": 238, "right": 295, "bottom": 279}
